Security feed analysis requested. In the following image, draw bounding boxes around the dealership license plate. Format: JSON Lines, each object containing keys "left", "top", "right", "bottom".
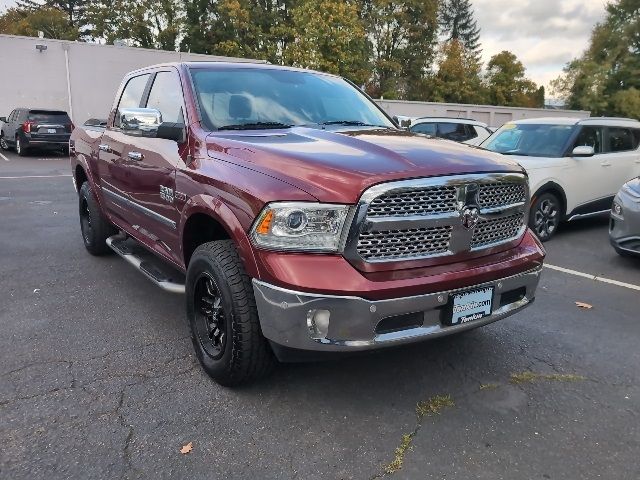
{"left": 450, "top": 287, "right": 494, "bottom": 325}
{"left": 47, "top": 128, "right": 57, "bottom": 133}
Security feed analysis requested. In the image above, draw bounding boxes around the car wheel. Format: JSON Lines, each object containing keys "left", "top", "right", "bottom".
{"left": 529, "top": 193, "right": 561, "bottom": 241}
{"left": 79, "top": 182, "right": 117, "bottom": 255}
{"left": 186, "top": 240, "right": 275, "bottom": 387}
{"left": 0, "top": 134, "right": 8, "bottom": 151}
{"left": 15, "top": 136, "right": 28, "bottom": 156}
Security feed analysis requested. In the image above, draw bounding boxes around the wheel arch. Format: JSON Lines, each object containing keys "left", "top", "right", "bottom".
{"left": 180, "top": 196, "right": 260, "bottom": 277}
{"left": 531, "top": 182, "right": 568, "bottom": 219}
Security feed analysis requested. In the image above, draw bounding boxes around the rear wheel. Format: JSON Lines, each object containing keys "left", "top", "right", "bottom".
{"left": 186, "top": 240, "right": 275, "bottom": 386}
{"left": 529, "top": 192, "right": 561, "bottom": 241}
{"left": 15, "top": 136, "right": 27, "bottom": 156}
{"left": 79, "top": 182, "right": 117, "bottom": 255}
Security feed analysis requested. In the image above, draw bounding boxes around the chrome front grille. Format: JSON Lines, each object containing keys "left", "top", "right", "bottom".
{"left": 357, "top": 226, "right": 452, "bottom": 260}
{"left": 367, "top": 186, "right": 457, "bottom": 217}
{"left": 478, "top": 183, "right": 526, "bottom": 208}
{"left": 347, "top": 173, "right": 528, "bottom": 264}
{"left": 471, "top": 213, "right": 525, "bottom": 248}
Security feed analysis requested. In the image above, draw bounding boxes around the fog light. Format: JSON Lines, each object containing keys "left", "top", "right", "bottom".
{"left": 307, "top": 309, "right": 330, "bottom": 340}
{"left": 612, "top": 202, "right": 623, "bottom": 218}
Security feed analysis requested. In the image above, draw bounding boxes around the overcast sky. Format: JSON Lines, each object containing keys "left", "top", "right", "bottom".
{"left": 0, "top": 0, "right": 607, "bottom": 89}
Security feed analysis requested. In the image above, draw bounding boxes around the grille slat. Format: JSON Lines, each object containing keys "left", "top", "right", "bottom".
{"left": 367, "top": 186, "right": 457, "bottom": 217}
{"left": 355, "top": 178, "right": 527, "bottom": 262}
{"left": 358, "top": 226, "right": 452, "bottom": 260}
{"left": 471, "top": 214, "right": 524, "bottom": 249}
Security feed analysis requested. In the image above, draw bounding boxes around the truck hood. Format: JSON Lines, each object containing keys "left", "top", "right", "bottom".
{"left": 206, "top": 127, "right": 524, "bottom": 203}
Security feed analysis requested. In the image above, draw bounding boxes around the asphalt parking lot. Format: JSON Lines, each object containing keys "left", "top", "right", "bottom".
{"left": 1, "top": 149, "right": 639, "bottom": 480}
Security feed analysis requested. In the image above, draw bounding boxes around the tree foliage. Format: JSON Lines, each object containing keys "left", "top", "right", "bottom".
{"left": 551, "top": 0, "right": 640, "bottom": 118}
{"left": 0, "top": 0, "right": 545, "bottom": 108}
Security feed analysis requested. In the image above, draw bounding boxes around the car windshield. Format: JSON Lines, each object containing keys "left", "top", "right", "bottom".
{"left": 482, "top": 123, "right": 576, "bottom": 157}
{"left": 189, "top": 67, "right": 395, "bottom": 131}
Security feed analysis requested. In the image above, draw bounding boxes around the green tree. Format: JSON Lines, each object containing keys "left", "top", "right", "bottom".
{"left": 551, "top": 0, "right": 640, "bottom": 117}
{"left": 430, "top": 39, "right": 485, "bottom": 104}
{"left": 0, "top": 6, "right": 80, "bottom": 39}
{"left": 361, "top": 0, "right": 439, "bottom": 99}
{"left": 486, "top": 50, "right": 542, "bottom": 107}
{"left": 439, "top": 0, "right": 481, "bottom": 60}
{"left": 281, "top": 0, "right": 370, "bottom": 84}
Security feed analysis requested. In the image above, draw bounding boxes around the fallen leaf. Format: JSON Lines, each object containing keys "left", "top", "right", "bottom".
{"left": 33, "top": 289, "right": 40, "bottom": 294}
{"left": 180, "top": 442, "right": 193, "bottom": 454}
{"left": 575, "top": 301, "right": 593, "bottom": 309}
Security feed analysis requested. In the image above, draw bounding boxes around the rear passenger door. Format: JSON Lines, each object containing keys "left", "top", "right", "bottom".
{"left": 604, "top": 127, "right": 640, "bottom": 185}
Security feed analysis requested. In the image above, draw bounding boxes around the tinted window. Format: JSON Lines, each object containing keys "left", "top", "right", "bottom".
{"left": 145, "top": 71, "right": 185, "bottom": 124}
{"left": 438, "top": 123, "right": 469, "bottom": 142}
{"left": 28, "top": 111, "right": 71, "bottom": 124}
{"left": 466, "top": 125, "right": 478, "bottom": 140}
{"left": 608, "top": 127, "right": 635, "bottom": 152}
{"left": 115, "top": 74, "right": 150, "bottom": 126}
{"left": 411, "top": 122, "right": 437, "bottom": 135}
{"left": 190, "top": 68, "right": 394, "bottom": 130}
{"left": 574, "top": 126, "right": 604, "bottom": 153}
{"left": 484, "top": 123, "right": 576, "bottom": 157}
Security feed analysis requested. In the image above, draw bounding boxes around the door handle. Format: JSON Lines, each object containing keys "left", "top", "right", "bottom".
{"left": 98, "top": 144, "right": 110, "bottom": 152}
{"left": 127, "top": 151, "right": 144, "bottom": 161}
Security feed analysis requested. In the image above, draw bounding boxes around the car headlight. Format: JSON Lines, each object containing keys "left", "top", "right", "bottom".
{"left": 612, "top": 201, "right": 623, "bottom": 218}
{"left": 251, "top": 202, "right": 351, "bottom": 252}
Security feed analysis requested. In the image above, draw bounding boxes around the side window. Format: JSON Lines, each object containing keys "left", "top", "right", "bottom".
{"left": 411, "top": 123, "right": 437, "bottom": 136}
{"left": 465, "top": 125, "right": 478, "bottom": 140}
{"left": 632, "top": 129, "right": 640, "bottom": 149}
{"left": 438, "top": 123, "right": 467, "bottom": 141}
{"left": 10, "top": 110, "right": 19, "bottom": 122}
{"left": 607, "top": 127, "right": 634, "bottom": 152}
{"left": 145, "top": 71, "right": 185, "bottom": 124}
{"left": 114, "top": 74, "right": 150, "bottom": 127}
{"left": 573, "top": 126, "right": 604, "bottom": 154}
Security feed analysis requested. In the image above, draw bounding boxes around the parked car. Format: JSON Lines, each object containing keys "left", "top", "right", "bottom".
{"left": 482, "top": 117, "right": 640, "bottom": 241}
{"left": 70, "top": 62, "right": 545, "bottom": 386}
{"left": 610, "top": 176, "right": 640, "bottom": 257}
{"left": 0, "top": 108, "right": 73, "bottom": 156}
{"left": 410, "top": 117, "right": 493, "bottom": 146}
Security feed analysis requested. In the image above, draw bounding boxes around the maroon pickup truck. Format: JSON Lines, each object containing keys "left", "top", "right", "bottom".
{"left": 70, "top": 62, "right": 545, "bottom": 386}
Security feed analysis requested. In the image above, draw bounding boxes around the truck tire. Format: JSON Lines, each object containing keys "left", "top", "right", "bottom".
{"left": 529, "top": 192, "right": 560, "bottom": 241}
{"left": 186, "top": 240, "right": 275, "bottom": 386}
{"left": 78, "top": 182, "right": 117, "bottom": 255}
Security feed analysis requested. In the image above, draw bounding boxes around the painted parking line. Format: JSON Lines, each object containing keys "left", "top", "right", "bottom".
{"left": 545, "top": 263, "right": 640, "bottom": 292}
{"left": 0, "top": 174, "right": 72, "bottom": 179}
{"left": 0, "top": 152, "right": 10, "bottom": 162}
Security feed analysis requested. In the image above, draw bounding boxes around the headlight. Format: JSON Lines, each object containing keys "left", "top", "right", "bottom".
{"left": 251, "top": 202, "right": 351, "bottom": 252}
{"left": 612, "top": 201, "right": 623, "bottom": 218}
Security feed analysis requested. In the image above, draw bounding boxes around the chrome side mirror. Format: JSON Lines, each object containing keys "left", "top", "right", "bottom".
{"left": 571, "top": 145, "right": 595, "bottom": 157}
{"left": 118, "top": 108, "right": 162, "bottom": 136}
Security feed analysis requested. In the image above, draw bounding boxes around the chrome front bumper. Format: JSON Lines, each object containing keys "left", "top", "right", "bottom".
{"left": 253, "top": 267, "right": 542, "bottom": 353}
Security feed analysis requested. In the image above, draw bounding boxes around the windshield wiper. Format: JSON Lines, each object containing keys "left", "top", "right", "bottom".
{"left": 217, "top": 122, "right": 293, "bottom": 131}
{"left": 319, "top": 120, "right": 388, "bottom": 128}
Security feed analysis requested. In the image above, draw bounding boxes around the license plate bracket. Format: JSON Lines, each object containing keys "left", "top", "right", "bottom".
{"left": 47, "top": 128, "right": 57, "bottom": 134}
{"left": 443, "top": 287, "right": 494, "bottom": 326}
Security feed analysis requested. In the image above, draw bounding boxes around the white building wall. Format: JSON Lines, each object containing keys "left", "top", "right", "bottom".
{"left": 375, "top": 99, "right": 590, "bottom": 128}
{"left": 0, "top": 34, "right": 262, "bottom": 124}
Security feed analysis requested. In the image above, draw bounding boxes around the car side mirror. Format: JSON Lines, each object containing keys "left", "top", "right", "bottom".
{"left": 119, "top": 107, "right": 162, "bottom": 137}
{"left": 571, "top": 145, "right": 595, "bottom": 157}
{"left": 0, "top": 117, "right": 7, "bottom": 123}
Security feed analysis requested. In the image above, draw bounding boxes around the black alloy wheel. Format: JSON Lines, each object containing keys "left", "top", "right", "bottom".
{"left": 193, "top": 273, "right": 227, "bottom": 359}
{"left": 530, "top": 193, "right": 560, "bottom": 241}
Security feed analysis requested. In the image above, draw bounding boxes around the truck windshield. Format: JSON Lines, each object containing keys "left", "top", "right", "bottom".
{"left": 189, "top": 67, "right": 395, "bottom": 131}
{"left": 482, "top": 123, "right": 576, "bottom": 157}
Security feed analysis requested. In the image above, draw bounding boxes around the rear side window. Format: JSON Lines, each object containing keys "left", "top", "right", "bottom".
{"left": 411, "top": 122, "right": 437, "bottom": 135}
{"left": 574, "top": 126, "right": 604, "bottom": 154}
{"left": 145, "top": 71, "right": 185, "bottom": 124}
{"left": 438, "top": 123, "right": 469, "bottom": 141}
{"left": 608, "top": 127, "right": 635, "bottom": 152}
{"left": 115, "top": 74, "right": 150, "bottom": 126}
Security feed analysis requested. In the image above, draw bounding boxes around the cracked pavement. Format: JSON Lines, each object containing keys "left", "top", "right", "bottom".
{"left": 1, "top": 153, "right": 639, "bottom": 479}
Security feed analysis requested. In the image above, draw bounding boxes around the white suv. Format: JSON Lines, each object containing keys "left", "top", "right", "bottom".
{"left": 482, "top": 117, "right": 640, "bottom": 240}
{"left": 410, "top": 117, "right": 493, "bottom": 146}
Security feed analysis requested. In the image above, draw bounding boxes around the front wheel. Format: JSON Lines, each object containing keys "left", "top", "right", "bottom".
{"left": 186, "top": 240, "right": 275, "bottom": 386}
{"left": 529, "top": 193, "right": 561, "bottom": 241}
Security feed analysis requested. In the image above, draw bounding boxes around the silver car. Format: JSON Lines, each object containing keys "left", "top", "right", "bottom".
{"left": 610, "top": 176, "right": 640, "bottom": 257}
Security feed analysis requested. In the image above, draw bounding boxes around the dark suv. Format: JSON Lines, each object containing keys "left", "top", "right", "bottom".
{"left": 0, "top": 108, "right": 73, "bottom": 156}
